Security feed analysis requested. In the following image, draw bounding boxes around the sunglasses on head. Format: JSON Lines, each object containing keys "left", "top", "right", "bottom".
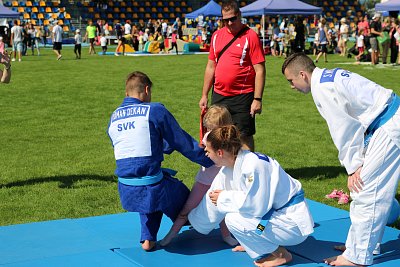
{"left": 222, "top": 16, "right": 238, "bottom": 23}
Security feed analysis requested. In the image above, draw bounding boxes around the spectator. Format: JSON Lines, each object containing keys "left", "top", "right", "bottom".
{"left": 370, "top": 13, "right": 383, "bottom": 65}
{"left": 338, "top": 18, "right": 349, "bottom": 57}
{"left": 52, "top": 21, "right": 63, "bottom": 60}
{"left": 0, "top": 51, "right": 11, "bottom": 83}
{"left": 10, "top": 20, "right": 23, "bottom": 62}
{"left": 315, "top": 18, "right": 330, "bottom": 63}
{"left": 74, "top": 29, "right": 82, "bottom": 59}
{"left": 85, "top": 20, "right": 97, "bottom": 55}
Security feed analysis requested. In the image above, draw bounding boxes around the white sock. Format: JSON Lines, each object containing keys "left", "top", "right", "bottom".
{"left": 223, "top": 235, "right": 239, "bottom": 246}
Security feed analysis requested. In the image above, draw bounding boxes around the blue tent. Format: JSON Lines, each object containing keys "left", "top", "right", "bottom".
{"left": 375, "top": 0, "right": 400, "bottom": 12}
{"left": 0, "top": 4, "right": 19, "bottom": 18}
{"left": 185, "top": 0, "right": 221, "bottom": 19}
{"left": 240, "top": 0, "right": 322, "bottom": 16}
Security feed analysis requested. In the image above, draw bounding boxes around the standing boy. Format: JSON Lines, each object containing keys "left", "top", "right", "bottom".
{"left": 74, "top": 29, "right": 82, "bottom": 59}
{"left": 107, "top": 71, "right": 213, "bottom": 251}
{"left": 282, "top": 52, "right": 400, "bottom": 266}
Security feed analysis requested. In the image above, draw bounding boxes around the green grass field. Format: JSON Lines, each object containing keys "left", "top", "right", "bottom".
{"left": 0, "top": 46, "right": 399, "bottom": 228}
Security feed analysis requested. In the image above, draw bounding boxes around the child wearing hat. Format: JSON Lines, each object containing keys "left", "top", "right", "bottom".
{"left": 74, "top": 29, "right": 82, "bottom": 59}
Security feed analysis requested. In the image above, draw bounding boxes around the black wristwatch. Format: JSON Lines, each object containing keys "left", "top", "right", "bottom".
{"left": 254, "top": 97, "right": 262, "bottom": 102}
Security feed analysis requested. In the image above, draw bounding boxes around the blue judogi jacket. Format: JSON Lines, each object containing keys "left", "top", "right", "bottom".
{"left": 108, "top": 97, "right": 213, "bottom": 212}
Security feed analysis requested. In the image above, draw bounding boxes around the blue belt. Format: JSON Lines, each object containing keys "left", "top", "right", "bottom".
{"left": 364, "top": 93, "right": 400, "bottom": 147}
{"left": 118, "top": 168, "right": 177, "bottom": 186}
{"left": 255, "top": 189, "right": 305, "bottom": 235}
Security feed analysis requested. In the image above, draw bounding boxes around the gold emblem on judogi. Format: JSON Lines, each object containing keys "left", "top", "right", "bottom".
{"left": 247, "top": 175, "right": 254, "bottom": 182}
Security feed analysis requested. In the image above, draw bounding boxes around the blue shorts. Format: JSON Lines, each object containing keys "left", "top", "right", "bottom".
{"left": 13, "top": 41, "right": 22, "bottom": 52}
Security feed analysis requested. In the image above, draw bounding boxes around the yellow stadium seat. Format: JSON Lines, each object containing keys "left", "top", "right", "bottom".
{"left": 59, "top": 7, "right": 65, "bottom": 12}
{"left": 58, "top": 19, "right": 63, "bottom": 25}
{"left": 114, "top": 7, "right": 120, "bottom": 13}
{"left": 12, "top": 1, "right": 18, "bottom": 7}
{"left": 163, "top": 7, "right": 168, "bottom": 12}
{"left": 18, "top": 7, "right": 24, "bottom": 12}
{"left": 40, "top": 1, "right": 46, "bottom": 6}
{"left": 53, "top": 1, "right": 59, "bottom": 7}
{"left": 182, "top": 1, "right": 186, "bottom": 7}
{"left": 32, "top": 7, "right": 38, "bottom": 12}
{"left": 31, "top": 19, "right": 36, "bottom": 25}
{"left": 145, "top": 1, "right": 150, "bottom": 6}
{"left": 120, "top": 13, "right": 126, "bottom": 19}
{"left": 157, "top": 1, "right": 162, "bottom": 6}
{"left": 145, "top": 13, "right": 151, "bottom": 19}
{"left": 65, "top": 13, "right": 71, "bottom": 19}
{"left": 175, "top": 7, "right": 181, "bottom": 12}
{"left": 107, "top": 13, "right": 113, "bottom": 19}
{"left": 38, "top": 13, "right": 44, "bottom": 19}
{"left": 63, "top": 25, "right": 69, "bottom": 31}
{"left": 108, "top": 1, "right": 113, "bottom": 7}
{"left": 45, "top": 7, "right": 52, "bottom": 12}
{"left": 94, "top": 13, "right": 100, "bottom": 19}
{"left": 187, "top": 7, "right": 192, "bottom": 12}
{"left": 23, "top": 13, "right": 30, "bottom": 19}
{"left": 52, "top": 13, "right": 58, "bottom": 19}
{"left": 26, "top": 1, "right": 32, "bottom": 7}
{"left": 133, "top": 13, "right": 138, "bottom": 19}
{"left": 127, "top": 7, "right": 132, "bottom": 12}
{"left": 133, "top": 1, "right": 138, "bottom": 6}
{"left": 121, "top": 2, "right": 126, "bottom": 7}
{"left": 44, "top": 19, "right": 49, "bottom": 25}
{"left": 139, "top": 7, "right": 144, "bottom": 12}
{"left": 88, "top": 7, "right": 94, "bottom": 12}
{"left": 151, "top": 7, "right": 156, "bottom": 12}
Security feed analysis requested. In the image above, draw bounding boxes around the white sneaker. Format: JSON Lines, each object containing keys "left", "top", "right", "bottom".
{"left": 18, "top": 58, "right": 21, "bottom": 62}
{"left": 11, "top": 58, "right": 15, "bottom": 62}
{"left": 114, "top": 53, "right": 119, "bottom": 56}
{"left": 57, "top": 55, "right": 62, "bottom": 60}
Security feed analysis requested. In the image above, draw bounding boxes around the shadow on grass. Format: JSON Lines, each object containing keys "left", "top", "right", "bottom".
{"left": 0, "top": 174, "right": 116, "bottom": 189}
{"left": 286, "top": 166, "right": 346, "bottom": 180}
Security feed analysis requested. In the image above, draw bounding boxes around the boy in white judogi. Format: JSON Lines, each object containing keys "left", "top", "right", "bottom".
{"left": 282, "top": 52, "right": 400, "bottom": 266}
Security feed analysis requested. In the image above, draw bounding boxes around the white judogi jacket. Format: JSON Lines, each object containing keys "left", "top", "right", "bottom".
{"left": 189, "top": 150, "right": 314, "bottom": 237}
{"left": 311, "top": 67, "right": 396, "bottom": 174}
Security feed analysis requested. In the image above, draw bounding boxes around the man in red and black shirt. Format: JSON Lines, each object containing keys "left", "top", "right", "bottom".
{"left": 199, "top": 0, "right": 265, "bottom": 151}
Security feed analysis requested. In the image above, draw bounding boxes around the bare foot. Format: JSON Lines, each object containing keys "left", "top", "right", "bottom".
{"left": 232, "top": 245, "right": 246, "bottom": 252}
{"left": 159, "top": 230, "right": 178, "bottom": 247}
{"left": 334, "top": 245, "right": 346, "bottom": 252}
{"left": 141, "top": 240, "right": 156, "bottom": 251}
{"left": 324, "top": 255, "right": 364, "bottom": 266}
{"left": 254, "top": 246, "right": 292, "bottom": 267}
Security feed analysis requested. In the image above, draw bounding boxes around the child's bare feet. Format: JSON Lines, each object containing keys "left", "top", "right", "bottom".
{"left": 159, "top": 230, "right": 178, "bottom": 246}
{"left": 141, "top": 240, "right": 156, "bottom": 251}
{"left": 324, "top": 255, "right": 364, "bottom": 266}
{"left": 232, "top": 245, "right": 246, "bottom": 252}
{"left": 254, "top": 246, "right": 292, "bottom": 267}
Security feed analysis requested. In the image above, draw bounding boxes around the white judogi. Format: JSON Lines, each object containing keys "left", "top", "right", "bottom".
{"left": 311, "top": 67, "right": 400, "bottom": 265}
{"left": 189, "top": 150, "right": 314, "bottom": 259}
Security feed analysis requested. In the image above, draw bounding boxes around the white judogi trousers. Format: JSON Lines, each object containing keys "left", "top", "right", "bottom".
{"left": 224, "top": 203, "right": 310, "bottom": 259}
{"left": 343, "top": 121, "right": 400, "bottom": 265}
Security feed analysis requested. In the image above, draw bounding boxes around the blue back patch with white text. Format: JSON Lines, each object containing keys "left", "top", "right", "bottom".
{"left": 320, "top": 68, "right": 341, "bottom": 83}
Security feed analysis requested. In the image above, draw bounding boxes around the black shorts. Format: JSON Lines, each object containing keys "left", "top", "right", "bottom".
{"left": 53, "top": 42, "right": 62, "bottom": 50}
{"left": 211, "top": 91, "right": 255, "bottom": 136}
{"left": 89, "top": 38, "right": 95, "bottom": 44}
{"left": 320, "top": 44, "right": 327, "bottom": 53}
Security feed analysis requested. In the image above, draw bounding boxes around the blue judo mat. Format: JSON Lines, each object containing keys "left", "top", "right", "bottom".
{"left": 0, "top": 199, "right": 399, "bottom": 267}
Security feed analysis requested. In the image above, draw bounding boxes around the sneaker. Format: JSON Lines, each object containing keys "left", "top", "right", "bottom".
{"left": 11, "top": 58, "right": 16, "bottom": 62}
{"left": 114, "top": 53, "right": 119, "bottom": 56}
{"left": 57, "top": 55, "right": 62, "bottom": 60}
{"left": 325, "top": 189, "right": 344, "bottom": 199}
{"left": 18, "top": 58, "right": 21, "bottom": 62}
{"left": 338, "top": 193, "right": 350, "bottom": 204}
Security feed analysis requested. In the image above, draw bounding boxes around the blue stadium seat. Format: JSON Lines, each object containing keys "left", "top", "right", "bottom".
{"left": 19, "top": 1, "right": 25, "bottom": 6}
{"left": 33, "top": 1, "right": 39, "bottom": 6}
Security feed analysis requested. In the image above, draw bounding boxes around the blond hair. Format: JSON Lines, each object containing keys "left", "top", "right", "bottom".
{"left": 203, "top": 105, "right": 233, "bottom": 130}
